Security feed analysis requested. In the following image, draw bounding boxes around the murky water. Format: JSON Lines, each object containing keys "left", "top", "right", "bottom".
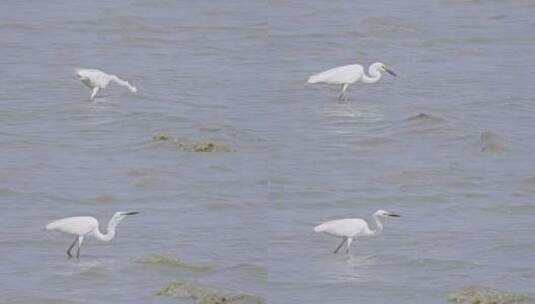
{"left": 1, "top": 1, "right": 535, "bottom": 303}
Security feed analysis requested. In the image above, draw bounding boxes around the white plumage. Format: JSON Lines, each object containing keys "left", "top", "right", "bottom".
{"left": 308, "top": 64, "right": 365, "bottom": 85}
{"left": 314, "top": 209, "right": 400, "bottom": 254}
{"left": 75, "top": 68, "right": 137, "bottom": 100}
{"left": 46, "top": 211, "right": 139, "bottom": 258}
{"left": 314, "top": 218, "right": 369, "bottom": 237}
{"left": 46, "top": 216, "right": 99, "bottom": 236}
{"left": 307, "top": 62, "right": 397, "bottom": 100}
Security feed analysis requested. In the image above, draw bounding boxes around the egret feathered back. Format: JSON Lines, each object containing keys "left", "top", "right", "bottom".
{"left": 46, "top": 216, "right": 98, "bottom": 236}
{"left": 313, "top": 218, "right": 370, "bottom": 237}
{"left": 308, "top": 64, "right": 365, "bottom": 85}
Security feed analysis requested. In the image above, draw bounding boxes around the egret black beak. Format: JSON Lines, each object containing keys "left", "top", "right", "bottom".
{"left": 125, "top": 211, "right": 140, "bottom": 215}
{"left": 385, "top": 68, "right": 397, "bottom": 77}
{"left": 389, "top": 214, "right": 401, "bottom": 217}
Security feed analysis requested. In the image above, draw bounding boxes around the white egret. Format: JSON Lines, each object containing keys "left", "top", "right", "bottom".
{"left": 45, "top": 211, "right": 139, "bottom": 258}
{"left": 75, "top": 68, "right": 138, "bottom": 100}
{"left": 313, "top": 209, "right": 400, "bottom": 254}
{"left": 307, "top": 62, "right": 397, "bottom": 100}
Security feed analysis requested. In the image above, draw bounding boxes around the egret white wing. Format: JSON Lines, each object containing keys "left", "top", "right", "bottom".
{"left": 314, "top": 218, "right": 367, "bottom": 237}
{"left": 46, "top": 216, "right": 98, "bottom": 235}
{"left": 75, "top": 68, "right": 107, "bottom": 79}
{"left": 307, "top": 64, "right": 364, "bottom": 84}
{"left": 75, "top": 68, "right": 112, "bottom": 88}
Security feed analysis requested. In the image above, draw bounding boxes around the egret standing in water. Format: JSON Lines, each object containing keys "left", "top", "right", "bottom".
{"left": 307, "top": 62, "right": 397, "bottom": 100}
{"left": 313, "top": 210, "right": 400, "bottom": 254}
{"left": 46, "top": 211, "right": 139, "bottom": 258}
{"left": 75, "top": 68, "right": 138, "bottom": 100}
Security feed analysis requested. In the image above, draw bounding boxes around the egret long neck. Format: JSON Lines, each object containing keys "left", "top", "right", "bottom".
{"left": 361, "top": 65, "right": 382, "bottom": 84}
{"left": 369, "top": 214, "right": 384, "bottom": 236}
{"left": 110, "top": 75, "right": 135, "bottom": 92}
{"left": 93, "top": 218, "right": 119, "bottom": 242}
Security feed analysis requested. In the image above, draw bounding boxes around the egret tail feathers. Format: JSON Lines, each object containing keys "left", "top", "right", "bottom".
{"left": 313, "top": 223, "right": 327, "bottom": 233}
{"left": 45, "top": 221, "right": 59, "bottom": 231}
{"left": 307, "top": 74, "right": 323, "bottom": 84}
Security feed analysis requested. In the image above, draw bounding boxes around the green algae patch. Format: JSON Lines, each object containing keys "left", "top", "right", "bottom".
{"left": 151, "top": 132, "right": 232, "bottom": 152}
{"left": 137, "top": 255, "right": 212, "bottom": 273}
{"left": 176, "top": 142, "right": 231, "bottom": 153}
{"left": 126, "top": 169, "right": 148, "bottom": 177}
{"left": 152, "top": 132, "right": 171, "bottom": 141}
{"left": 91, "top": 193, "right": 115, "bottom": 204}
{"left": 447, "top": 286, "right": 533, "bottom": 304}
{"left": 157, "top": 280, "right": 263, "bottom": 304}
{"left": 480, "top": 131, "right": 504, "bottom": 153}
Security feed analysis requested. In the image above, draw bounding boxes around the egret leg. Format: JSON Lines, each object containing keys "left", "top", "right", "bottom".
{"left": 345, "top": 238, "right": 353, "bottom": 255}
{"left": 338, "top": 84, "right": 349, "bottom": 101}
{"left": 90, "top": 87, "right": 100, "bottom": 100}
{"left": 76, "top": 236, "right": 84, "bottom": 259}
{"left": 66, "top": 236, "right": 77, "bottom": 258}
{"left": 333, "top": 238, "right": 347, "bottom": 254}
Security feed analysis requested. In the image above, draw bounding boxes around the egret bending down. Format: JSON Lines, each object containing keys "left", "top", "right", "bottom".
{"left": 313, "top": 209, "right": 400, "bottom": 254}
{"left": 307, "top": 62, "right": 397, "bottom": 100}
{"left": 75, "top": 68, "right": 138, "bottom": 100}
{"left": 46, "top": 211, "right": 139, "bottom": 258}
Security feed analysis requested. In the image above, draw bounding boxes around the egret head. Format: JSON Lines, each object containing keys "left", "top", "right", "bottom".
{"left": 375, "top": 209, "right": 401, "bottom": 218}
{"left": 373, "top": 62, "right": 397, "bottom": 77}
{"left": 111, "top": 211, "right": 140, "bottom": 223}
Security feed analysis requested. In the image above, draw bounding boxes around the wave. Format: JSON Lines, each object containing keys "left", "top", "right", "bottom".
{"left": 403, "top": 112, "right": 446, "bottom": 123}
{"left": 0, "top": 23, "right": 40, "bottom": 32}
{"left": 137, "top": 254, "right": 212, "bottom": 273}
{"left": 0, "top": 187, "right": 18, "bottom": 196}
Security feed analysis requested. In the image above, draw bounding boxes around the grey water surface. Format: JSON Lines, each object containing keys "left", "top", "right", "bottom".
{"left": 1, "top": 1, "right": 535, "bottom": 303}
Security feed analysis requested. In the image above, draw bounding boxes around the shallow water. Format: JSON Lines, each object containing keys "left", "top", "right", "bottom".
{"left": 1, "top": 1, "right": 535, "bottom": 303}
